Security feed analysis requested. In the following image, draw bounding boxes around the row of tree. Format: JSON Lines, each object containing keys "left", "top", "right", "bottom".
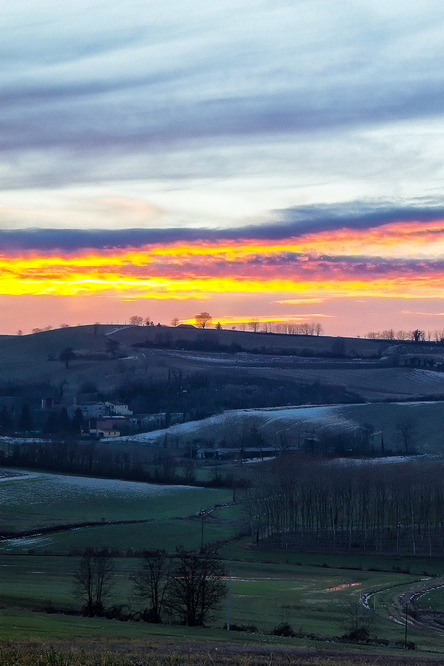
{"left": 366, "top": 328, "right": 444, "bottom": 343}
{"left": 130, "top": 313, "right": 325, "bottom": 335}
{"left": 74, "top": 548, "right": 226, "bottom": 626}
{"left": 245, "top": 458, "right": 444, "bottom": 556}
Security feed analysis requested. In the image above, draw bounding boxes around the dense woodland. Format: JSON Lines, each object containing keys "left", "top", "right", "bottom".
{"left": 246, "top": 458, "right": 444, "bottom": 557}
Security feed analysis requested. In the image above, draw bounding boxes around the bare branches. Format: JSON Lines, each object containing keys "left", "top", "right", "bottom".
{"left": 130, "top": 550, "right": 170, "bottom": 623}
{"left": 166, "top": 548, "right": 226, "bottom": 626}
{"left": 73, "top": 549, "right": 115, "bottom": 617}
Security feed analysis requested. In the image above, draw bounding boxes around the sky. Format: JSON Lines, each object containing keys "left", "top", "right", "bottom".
{"left": 3, "top": 1, "right": 444, "bottom": 336}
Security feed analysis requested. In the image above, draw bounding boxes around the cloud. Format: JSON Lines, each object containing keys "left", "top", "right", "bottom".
{"left": 3, "top": 1, "right": 444, "bottom": 194}
{"left": 2, "top": 200, "right": 444, "bottom": 252}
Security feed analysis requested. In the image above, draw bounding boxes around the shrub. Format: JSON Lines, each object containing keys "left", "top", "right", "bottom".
{"left": 272, "top": 622, "right": 296, "bottom": 637}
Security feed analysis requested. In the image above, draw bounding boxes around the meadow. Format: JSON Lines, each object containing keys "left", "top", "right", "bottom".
{"left": 2, "top": 468, "right": 444, "bottom": 664}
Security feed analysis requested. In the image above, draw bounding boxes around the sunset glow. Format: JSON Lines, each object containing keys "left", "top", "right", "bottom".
{"left": 3, "top": 2, "right": 444, "bottom": 335}
{"left": 1, "top": 220, "right": 444, "bottom": 300}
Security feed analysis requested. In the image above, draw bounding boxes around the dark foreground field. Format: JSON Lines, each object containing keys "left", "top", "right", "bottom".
{"left": 3, "top": 470, "right": 444, "bottom": 664}
{"left": 1, "top": 641, "right": 441, "bottom": 666}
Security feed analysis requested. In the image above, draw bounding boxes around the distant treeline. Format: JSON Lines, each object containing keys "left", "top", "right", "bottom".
{"left": 366, "top": 328, "right": 444, "bottom": 343}
{"left": 116, "top": 372, "right": 356, "bottom": 417}
{"left": 0, "top": 440, "right": 230, "bottom": 488}
{"left": 133, "top": 334, "right": 354, "bottom": 358}
{"left": 246, "top": 458, "right": 444, "bottom": 556}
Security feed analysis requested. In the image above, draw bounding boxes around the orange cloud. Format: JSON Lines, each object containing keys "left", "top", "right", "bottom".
{"left": 1, "top": 219, "right": 444, "bottom": 304}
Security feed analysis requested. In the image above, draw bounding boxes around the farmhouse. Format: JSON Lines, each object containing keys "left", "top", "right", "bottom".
{"left": 88, "top": 416, "right": 128, "bottom": 438}
{"left": 68, "top": 401, "right": 132, "bottom": 419}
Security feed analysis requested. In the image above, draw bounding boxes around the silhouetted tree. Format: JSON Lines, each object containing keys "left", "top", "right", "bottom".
{"left": 71, "top": 407, "right": 84, "bottom": 435}
{"left": 131, "top": 550, "right": 170, "bottom": 623}
{"left": 411, "top": 329, "right": 425, "bottom": 343}
{"left": 73, "top": 549, "right": 115, "bottom": 617}
{"left": 397, "top": 419, "right": 416, "bottom": 454}
{"left": 59, "top": 347, "right": 76, "bottom": 369}
{"left": 0, "top": 407, "right": 13, "bottom": 434}
{"left": 341, "top": 598, "right": 374, "bottom": 640}
{"left": 195, "top": 312, "right": 212, "bottom": 329}
{"left": 167, "top": 548, "right": 226, "bottom": 626}
{"left": 18, "top": 403, "right": 33, "bottom": 431}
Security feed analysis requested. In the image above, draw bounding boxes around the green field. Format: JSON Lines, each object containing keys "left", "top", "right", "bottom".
{"left": 2, "top": 467, "right": 444, "bottom": 663}
{"left": 0, "top": 469, "right": 232, "bottom": 534}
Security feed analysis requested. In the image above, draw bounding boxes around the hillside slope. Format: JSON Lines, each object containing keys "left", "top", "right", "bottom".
{"left": 0, "top": 325, "right": 443, "bottom": 405}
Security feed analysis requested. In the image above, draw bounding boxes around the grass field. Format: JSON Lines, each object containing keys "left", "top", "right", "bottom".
{"left": 2, "top": 467, "right": 444, "bottom": 663}
{"left": 0, "top": 469, "right": 232, "bottom": 535}
{"left": 1, "top": 549, "right": 444, "bottom": 658}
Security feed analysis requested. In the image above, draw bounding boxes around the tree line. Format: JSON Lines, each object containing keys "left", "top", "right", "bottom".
{"left": 366, "top": 328, "right": 444, "bottom": 343}
{"left": 74, "top": 547, "right": 226, "bottom": 627}
{"left": 245, "top": 458, "right": 444, "bottom": 556}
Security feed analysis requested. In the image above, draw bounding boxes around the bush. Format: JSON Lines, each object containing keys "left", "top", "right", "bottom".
{"left": 272, "top": 622, "right": 296, "bottom": 637}
{"left": 223, "top": 623, "right": 258, "bottom": 633}
{"left": 343, "top": 626, "right": 370, "bottom": 642}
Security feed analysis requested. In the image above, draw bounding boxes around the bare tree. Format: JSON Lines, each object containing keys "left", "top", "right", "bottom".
{"left": 340, "top": 598, "right": 374, "bottom": 640}
{"left": 397, "top": 419, "right": 416, "bottom": 454}
{"left": 195, "top": 312, "right": 212, "bottom": 329}
{"left": 171, "top": 317, "right": 179, "bottom": 327}
{"left": 131, "top": 550, "right": 170, "bottom": 623}
{"left": 167, "top": 548, "right": 226, "bottom": 626}
{"left": 411, "top": 329, "right": 424, "bottom": 343}
{"left": 73, "top": 549, "right": 115, "bottom": 617}
{"left": 129, "top": 315, "right": 143, "bottom": 326}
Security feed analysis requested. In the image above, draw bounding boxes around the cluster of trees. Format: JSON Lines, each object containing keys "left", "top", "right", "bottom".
{"left": 74, "top": 548, "right": 226, "bottom": 626}
{"left": 366, "top": 328, "right": 444, "bottom": 343}
{"left": 0, "top": 403, "right": 85, "bottom": 438}
{"left": 17, "top": 324, "right": 71, "bottom": 335}
{"left": 3, "top": 439, "right": 192, "bottom": 485}
{"left": 118, "top": 371, "right": 350, "bottom": 421}
{"left": 129, "top": 315, "right": 157, "bottom": 326}
{"left": 245, "top": 458, "right": 444, "bottom": 556}
{"left": 127, "top": 314, "right": 325, "bottom": 336}
{"left": 247, "top": 321, "right": 323, "bottom": 336}
{"left": 0, "top": 403, "right": 34, "bottom": 434}
{"left": 128, "top": 314, "right": 213, "bottom": 328}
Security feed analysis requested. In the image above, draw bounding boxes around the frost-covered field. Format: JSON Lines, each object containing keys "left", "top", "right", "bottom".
{"left": 0, "top": 469, "right": 184, "bottom": 505}
{"left": 106, "top": 400, "right": 444, "bottom": 455}
{"left": 107, "top": 404, "right": 361, "bottom": 447}
{"left": 0, "top": 469, "right": 227, "bottom": 535}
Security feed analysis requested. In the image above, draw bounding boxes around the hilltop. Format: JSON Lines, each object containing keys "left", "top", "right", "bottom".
{"left": 0, "top": 325, "right": 443, "bottom": 405}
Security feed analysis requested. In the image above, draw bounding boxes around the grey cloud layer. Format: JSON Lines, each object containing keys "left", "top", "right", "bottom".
{"left": 2, "top": 202, "right": 444, "bottom": 251}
